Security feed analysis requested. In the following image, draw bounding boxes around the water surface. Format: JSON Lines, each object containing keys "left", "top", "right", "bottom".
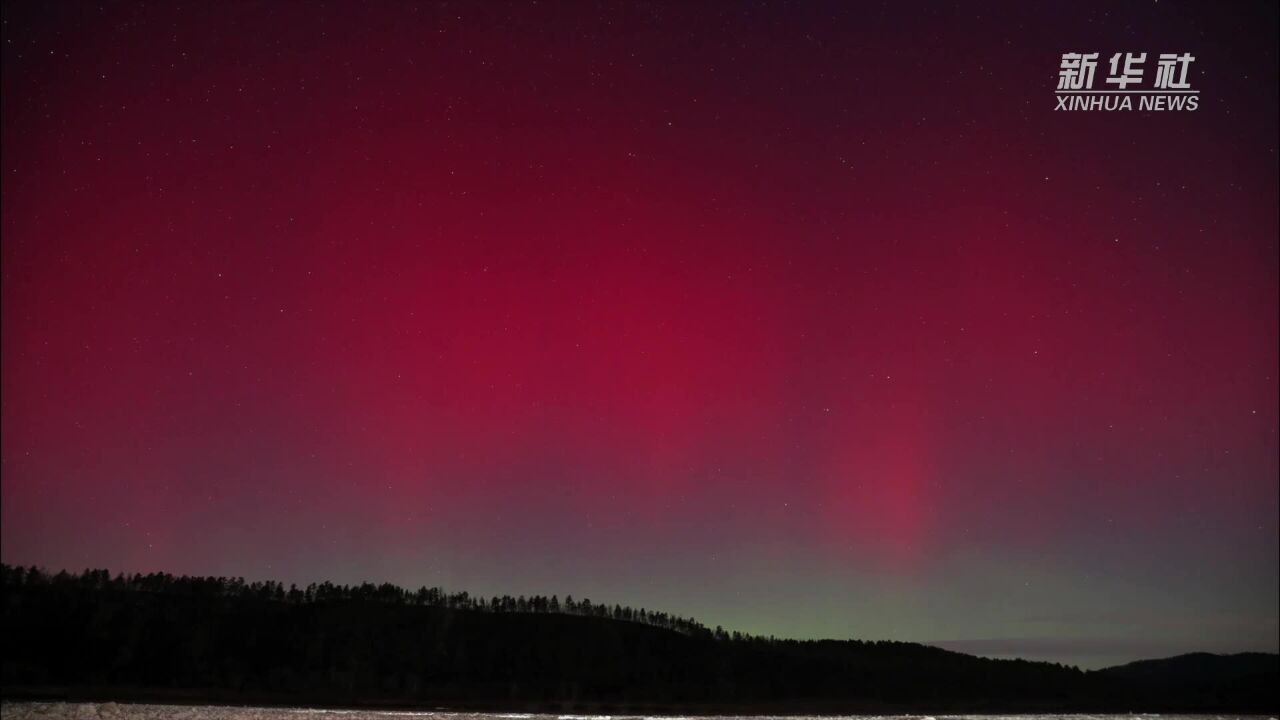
{"left": 3, "top": 704, "right": 1276, "bottom": 720}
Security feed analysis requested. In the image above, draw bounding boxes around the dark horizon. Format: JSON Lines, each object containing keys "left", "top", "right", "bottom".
{"left": 0, "top": 562, "right": 1271, "bottom": 672}
{"left": 4, "top": 563, "right": 1277, "bottom": 713}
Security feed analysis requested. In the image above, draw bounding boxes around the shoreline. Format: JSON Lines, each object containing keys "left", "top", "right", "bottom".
{"left": 4, "top": 687, "right": 1276, "bottom": 716}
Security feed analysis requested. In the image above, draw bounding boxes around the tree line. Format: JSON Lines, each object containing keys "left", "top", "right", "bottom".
{"left": 0, "top": 564, "right": 747, "bottom": 642}
{"left": 2, "top": 563, "right": 1275, "bottom": 713}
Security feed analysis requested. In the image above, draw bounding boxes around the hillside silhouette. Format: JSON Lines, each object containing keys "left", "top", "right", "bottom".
{"left": 2, "top": 565, "right": 1275, "bottom": 713}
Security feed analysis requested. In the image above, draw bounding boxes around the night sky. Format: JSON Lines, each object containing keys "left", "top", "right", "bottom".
{"left": 2, "top": 1, "right": 1277, "bottom": 670}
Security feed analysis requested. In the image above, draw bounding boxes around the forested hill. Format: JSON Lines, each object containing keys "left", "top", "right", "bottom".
{"left": 2, "top": 565, "right": 1276, "bottom": 713}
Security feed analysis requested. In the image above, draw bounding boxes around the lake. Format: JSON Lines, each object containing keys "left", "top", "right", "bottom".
{"left": 2, "top": 704, "right": 1276, "bottom": 720}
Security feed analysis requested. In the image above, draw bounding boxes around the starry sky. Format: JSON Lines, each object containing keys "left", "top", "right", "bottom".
{"left": 2, "top": 1, "right": 1277, "bottom": 670}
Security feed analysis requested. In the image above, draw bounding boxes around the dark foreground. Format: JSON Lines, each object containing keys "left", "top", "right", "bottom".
{"left": 1, "top": 703, "right": 1273, "bottom": 720}
{"left": 3, "top": 569, "right": 1276, "bottom": 714}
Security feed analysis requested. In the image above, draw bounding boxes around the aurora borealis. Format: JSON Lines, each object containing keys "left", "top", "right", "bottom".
{"left": 2, "top": 1, "right": 1277, "bottom": 670}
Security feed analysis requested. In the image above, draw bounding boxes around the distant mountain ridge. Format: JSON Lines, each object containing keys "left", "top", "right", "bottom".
{"left": 2, "top": 565, "right": 1275, "bottom": 713}
{"left": 1097, "top": 651, "right": 1277, "bottom": 691}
